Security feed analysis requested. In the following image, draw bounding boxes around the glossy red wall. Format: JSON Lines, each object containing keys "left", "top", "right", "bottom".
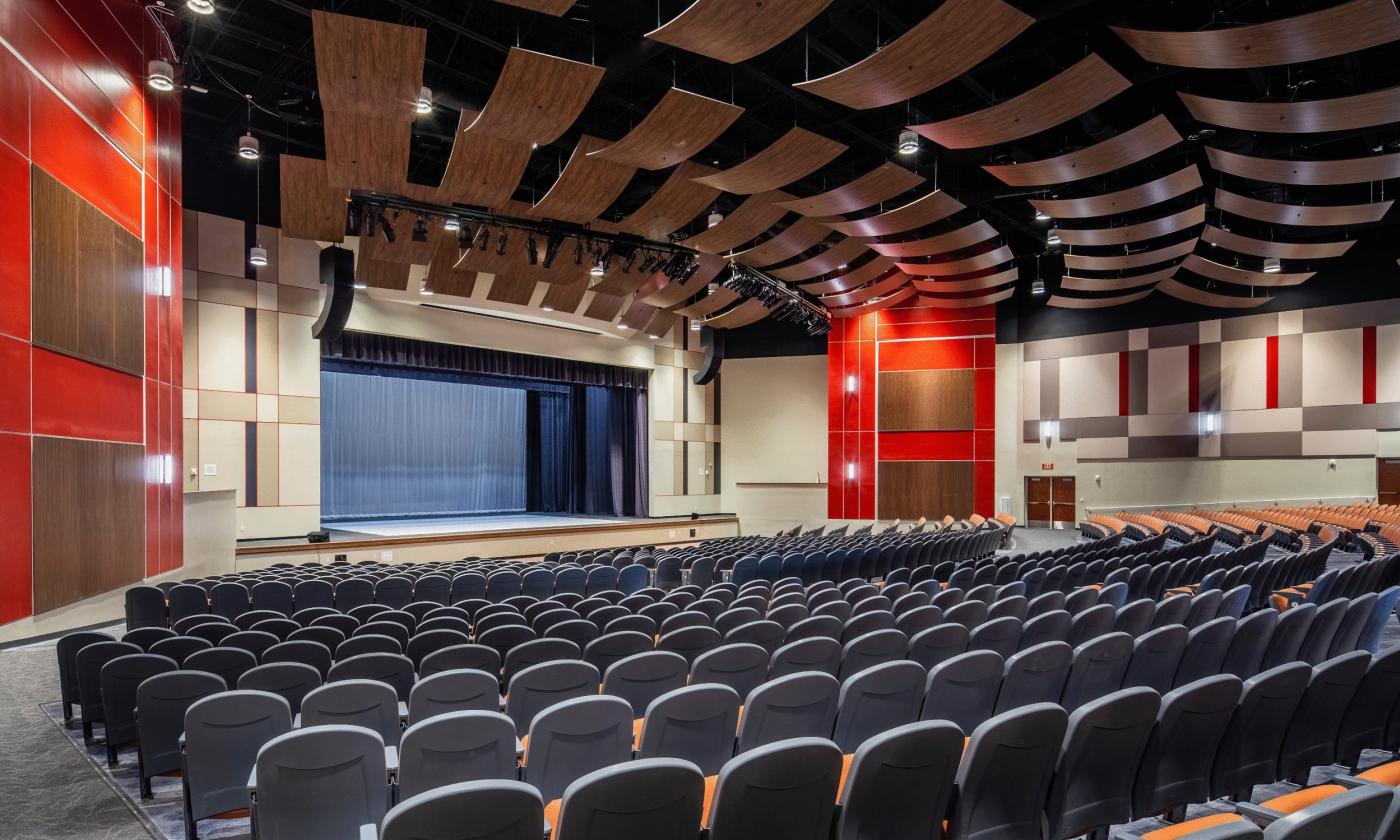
{"left": 0, "top": 0, "right": 182, "bottom": 625}
{"left": 827, "top": 301, "right": 996, "bottom": 521}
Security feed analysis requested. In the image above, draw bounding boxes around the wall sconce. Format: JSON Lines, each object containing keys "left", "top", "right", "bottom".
{"left": 1039, "top": 420, "right": 1059, "bottom": 446}
{"left": 845, "top": 375, "right": 857, "bottom": 394}
{"left": 845, "top": 462, "right": 856, "bottom": 481}
{"left": 1198, "top": 411, "right": 1221, "bottom": 436}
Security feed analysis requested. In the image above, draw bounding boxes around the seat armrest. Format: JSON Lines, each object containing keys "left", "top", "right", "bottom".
{"left": 359, "top": 824, "right": 378, "bottom": 840}
{"left": 246, "top": 766, "right": 258, "bottom": 802}
{"left": 384, "top": 746, "right": 399, "bottom": 776}
{"left": 1333, "top": 774, "right": 1372, "bottom": 789}
{"left": 1235, "top": 802, "right": 1283, "bottom": 827}
{"left": 397, "top": 702, "right": 408, "bottom": 722}
{"left": 292, "top": 713, "right": 302, "bottom": 728}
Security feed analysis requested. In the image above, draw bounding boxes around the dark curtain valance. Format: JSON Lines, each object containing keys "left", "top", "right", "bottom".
{"left": 322, "top": 331, "right": 649, "bottom": 390}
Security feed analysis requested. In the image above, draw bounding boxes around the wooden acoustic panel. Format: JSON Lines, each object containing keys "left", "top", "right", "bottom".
{"left": 589, "top": 89, "right": 744, "bottom": 170}
{"left": 279, "top": 155, "right": 347, "bottom": 242}
{"left": 494, "top": 0, "right": 575, "bottom": 14}
{"left": 911, "top": 55, "right": 1131, "bottom": 150}
{"left": 1054, "top": 204, "right": 1205, "bottom": 247}
{"left": 1047, "top": 287, "right": 1154, "bottom": 308}
{"left": 618, "top": 299, "right": 661, "bottom": 333}
{"left": 1200, "top": 225, "right": 1355, "bottom": 259}
{"left": 828, "top": 285, "right": 917, "bottom": 317}
{"left": 1029, "top": 165, "right": 1201, "bottom": 219}
{"left": 1181, "top": 86, "right": 1400, "bottom": 134}
{"left": 820, "top": 271, "right": 910, "bottom": 307}
{"left": 777, "top": 162, "right": 923, "bottom": 217}
{"left": 31, "top": 167, "right": 144, "bottom": 375}
{"left": 870, "top": 220, "right": 998, "bottom": 258}
{"left": 879, "top": 369, "right": 975, "bottom": 430}
{"left": 798, "top": 256, "right": 896, "bottom": 294}
{"left": 984, "top": 114, "right": 1182, "bottom": 187}
{"left": 911, "top": 267, "right": 1018, "bottom": 294}
{"left": 694, "top": 127, "right": 847, "bottom": 194}
{"left": 897, "top": 245, "right": 1013, "bottom": 277}
{"left": 322, "top": 112, "right": 411, "bottom": 193}
{"left": 1111, "top": 0, "right": 1400, "bottom": 69}
{"left": 769, "top": 238, "right": 875, "bottom": 281}
{"left": 640, "top": 253, "right": 728, "bottom": 308}
{"left": 922, "top": 286, "right": 1015, "bottom": 308}
{"left": 582, "top": 291, "right": 628, "bottom": 322}
{"left": 731, "top": 218, "right": 835, "bottom": 267}
{"left": 878, "top": 461, "right": 975, "bottom": 521}
{"left": 825, "top": 190, "right": 964, "bottom": 237}
{"left": 676, "top": 286, "right": 741, "bottom": 318}
{"left": 467, "top": 48, "right": 603, "bottom": 146}
{"left": 539, "top": 276, "right": 591, "bottom": 314}
{"left": 528, "top": 135, "right": 636, "bottom": 223}
{"left": 411, "top": 109, "right": 532, "bottom": 211}
{"left": 312, "top": 11, "right": 425, "bottom": 116}
{"left": 32, "top": 437, "right": 145, "bottom": 613}
{"left": 617, "top": 161, "right": 721, "bottom": 241}
{"left": 1060, "top": 266, "right": 1177, "bottom": 291}
{"left": 359, "top": 258, "right": 412, "bottom": 291}
{"left": 1158, "top": 276, "right": 1272, "bottom": 308}
{"left": 795, "top": 0, "right": 1033, "bottom": 109}
{"left": 1205, "top": 146, "right": 1400, "bottom": 186}
{"left": 1063, "top": 237, "right": 1198, "bottom": 271}
{"left": 648, "top": 0, "right": 835, "bottom": 63}
{"left": 683, "top": 191, "right": 792, "bottom": 254}
{"left": 1181, "top": 254, "right": 1313, "bottom": 288}
{"left": 706, "top": 298, "right": 772, "bottom": 328}
{"left": 588, "top": 266, "right": 656, "bottom": 298}
{"left": 1213, "top": 188, "right": 1392, "bottom": 226}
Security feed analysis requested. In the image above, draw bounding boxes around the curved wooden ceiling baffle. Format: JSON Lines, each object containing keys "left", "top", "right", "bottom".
{"left": 539, "top": 276, "right": 591, "bottom": 314}
{"left": 647, "top": 0, "right": 835, "bottom": 63}
{"left": 1181, "top": 254, "right": 1314, "bottom": 287}
{"left": 1158, "top": 276, "right": 1272, "bottom": 309}
{"left": 279, "top": 155, "right": 346, "bottom": 242}
{"left": 1055, "top": 204, "right": 1206, "bottom": 247}
{"left": 588, "top": 267, "right": 655, "bottom": 298}
{"left": 870, "top": 219, "right": 999, "bottom": 258}
{"left": 618, "top": 300, "right": 661, "bottom": 333}
{"left": 616, "top": 161, "right": 721, "bottom": 241}
{"left": 820, "top": 271, "right": 911, "bottom": 307}
{"left": 897, "top": 245, "right": 1014, "bottom": 277}
{"left": 588, "top": 89, "right": 745, "bottom": 170}
{"left": 1060, "top": 265, "right": 1178, "bottom": 291}
{"left": 825, "top": 190, "right": 965, "bottom": 237}
{"left": 1029, "top": 165, "right": 1202, "bottom": 219}
{"left": 676, "top": 286, "right": 741, "bottom": 318}
{"left": 466, "top": 48, "right": 604, "bottom": 147}
{"left": 1048, "top": 288, "right": 1155, "bottom": 308}
{"left": 692, "top": 127, "right": 847, "bottom": 194}
{"left": 413, "top": 110, "right": 533, "bottom": 211}
{"left": 731, "top": 218, "right": 839, "bottom": 267}
{"left": 921, "top": 286, "right": 1016, "bottom": 308}
{"left": 1111, "top": 0, "right": 1400, "bottom": 69}
{"left": 797, "top": 256, "right": 897, "bottom": 294}
{"left": 682, "top": 190, "right": 792, "bottom": 254}
{"left": 1200, "top": 225, "right": 1355, "bottom": 259}
{"left": 910, "top": 55, "right": 1131, "bottom": 149}
{"left": 984, "top": 114, "right": 1183, "bottom": 187}
{"left": 1205, "top": 146, "right": 1400, "bottom": 185}
{"left": 794, "top": 0, "right": 1033, "bottom": 109}
{"left": 1180, "top": 86, "right": 1400, "bottom": 134}
{"left": 493, "top": 0, "right": 576, "bottom": 15}
{"left": 1063, "top": 237, "right": 1198, "bottom": 271}
{"left": 777, "top": 162, "right": 924, "bottom": 217}
{"left": 705, "top": 298, "right": 773, "bottom": 328}
{"left": 911, "top": 267, "right": 1019, "bottom": 294}
{"left": 828, "top": 286, "right": 918, "bottom": 318}
{"left": 639, "top": 253, "right": 728, "bottom": 308}
{"left": 527, "top": 135, "right": 636, "bottom": 223}
{"left": 769, "top": 237, "right": 877, "bottom": 281}
{"left": 358, "top": 259, "right": 412, "bottom": 290}
{"left": 583, "top": 292, "right": 628, "bottom": 322}
{"left": 1213, "top": 188, "right": 1393, "bottom": 226}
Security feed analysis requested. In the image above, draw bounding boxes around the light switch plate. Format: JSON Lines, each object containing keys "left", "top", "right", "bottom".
{"left": 203, "top": 464, "right": 217, "bottom": 476}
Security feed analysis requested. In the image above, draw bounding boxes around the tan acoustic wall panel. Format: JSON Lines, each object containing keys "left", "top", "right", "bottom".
{"left": 877, "top": 369, "right": 975, "bottom": 431}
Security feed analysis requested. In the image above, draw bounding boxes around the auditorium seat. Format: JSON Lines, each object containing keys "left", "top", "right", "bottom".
{"left": 635, "top": 684, "right": 740, "bottom": 775}
{"left": 735, "top": 671, "right": 839, "bottom": 753}
{"left": 523, "top": 695, "right": 633, "bottom": 802}
{"left": 707, "top": 737, "right": 842, "bottom": 840}
{"left": 397, "top": 711, "right": 518, "bottom": 801}
{"left": 947, "top": 703, "right": 1068, "bottom": 840}
{"left": 251, "top": 724, "right": 390, "bottom": 840}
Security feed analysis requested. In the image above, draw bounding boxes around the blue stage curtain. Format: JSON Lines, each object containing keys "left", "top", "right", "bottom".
{"left": 578, "top": 385, "right": 648, "bottom": 517}
{"left": 320, "top": 369, "right": 528, "bottom": 520}
{"left": 527, "top": 389, "right": 576, "bottom": 513}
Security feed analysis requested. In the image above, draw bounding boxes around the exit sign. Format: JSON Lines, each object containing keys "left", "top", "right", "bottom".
{"left": 1041, "top": 463, "right": 1054, "bottom": 471}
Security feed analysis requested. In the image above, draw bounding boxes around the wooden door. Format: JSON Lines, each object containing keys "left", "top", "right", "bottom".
{"left": 1381, "top": 458, "right": 1400, "bottom": 507}
{"left": 1051, "top": 476, "right": 1077, "bottom": 528}
{"left": 1026, "top": 476, "right": 1051, "bottom": 527}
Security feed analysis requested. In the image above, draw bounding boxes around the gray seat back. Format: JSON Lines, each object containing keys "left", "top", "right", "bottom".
{"left": 736, "top": 671, "right": 840, "bottom": 753}
{"left": 1061, "top": 632, "right": 1133, "bottom": 710}
{"left": 1123, "top": 625, "right": 1189, "bottom": 694}
{"left": 1175, "top": 617, "right": 1238, "bottom": 688}
{"left": 1277, "top": 650, "right": 1371, "bottom": 782}
{"left": 1045, "top": 687, "right": 1161, "bottom": 840}
{"left": 947, "top": 703, "right": 1068, "bottom": 840}
{"left": 1222, "top": 610, "right": 1278, "bottom": 680}
{"left": 997, "top": 641, "right": 1073, "bottom": 713}
{"left": 253, "top": 724, "right": 388, "bottom": 840}
{"left": 1262, "top": 603, "right": 1318, "bottom": 669}
{"left": 397, "top": 711, "right": 518, "bottom": 801}
{"left": 1211, "top": 662, "right": 1312, "bottom": 799}
{"left": 327, "top": 652, "right": 415, "bottom": 701}
{"left": 582, "top": 630, "right": 653, "bottom": 674}
{"left": 135, "top": 670, "right": 226, "bottom": 779}
{"left": 920, "top": 649, "right": 1004, "bottom": 733}
{"left": 507, "top": 659, "right": 601, "bottom": 730}
{"left": 835, "top": 720, "right": 963, "bottom": 840}
{"left": 407, "top": 668, "right": 500, "bottom": 724}
{"left": 690, "top": 643, "right": 769, "bottom": 700}
{"left": 907, "top": 623, "right": 971, "bottom": 671}
{"left": 707, "top": 737, "right": 842, "bottom": 840}
{"left": 555, "top": 758, "right": 704, "bottom": 840}
{"left": 1114, "top": 599, "right": 1155, "bottom": 638}
{"left": 300, "top": 679, "right": 403, "bottom": 746}
{"left": 600, "top": 651, "right": 686, "bottom": 718}
{"left": 1020, "top": 610, "right": 1072, "bottom": 650}
{"left": 523, "top": 695, "right": 634, "bottom": 802}
{"left": 969, "top": 616, "right": 1023, "bottom": 660}
{"left": 833, "top": 660, "right": 927, "bottom": 752}
{"left": 183, "top": 690, "right": 293, "bottom": 822}
{"left": 502, "top": 638, "right": 582, "bottom": 684}
{"left": 770, "top": 636, "right": 842, "bottom": 679}
{"left": 238, "top": 662, "right": 322, "bottom": 713}
{"left": 1298, "top": 599, "right": 1349, "bottom": 665}
{"left": 379, "top": 779, "right": 542, "bottom": 840}
{"left": 1132, "top": 674, "right": 1243, "bottom": 820}
{"left": 638, "top": 684, "right": 741, "bottom": 776}
{"left": 1069, "top": 604, "right": 1117, "bottom": 647}
{"left": 419, "top": 643, "right": 500, "bottom": 678}
{"left": 1336, "top": 647, "right": 1400, "bottom": 767}
{"left": 100, "top": 653, "right": 179, "bottom": 752}
{"left": 839, "top": 628, "right": 909, "bottom": 680}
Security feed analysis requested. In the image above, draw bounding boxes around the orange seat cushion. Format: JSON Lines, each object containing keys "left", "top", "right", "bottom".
{"left": 1360, "top": 761, "right": 1400, "bottom": 786}
{"left": 1260, "top": 784, "right": 1346, "bottom": 814}
{"left": 1141, "top": 813, "right": 1245, "bottom": 839}
{"left": 702, "top": 774, "right": 718, "bottom": 828}
{"left": 839, "top": 753, "right": 853, "bottom": 794}
{"left": 545, "top": 797, "right": 561, "bottom": 831}
{"left": 632, "top": 717, "right": 644, "bottom": 750}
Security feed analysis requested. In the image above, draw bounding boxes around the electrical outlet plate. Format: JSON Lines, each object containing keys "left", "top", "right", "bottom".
{"left": 203, "top": 464, "right": 217, "bottom": 476}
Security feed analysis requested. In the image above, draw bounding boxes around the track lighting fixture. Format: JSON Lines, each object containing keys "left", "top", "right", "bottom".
{"left": 542, "top": 234, "right": 563, "bottom": 268}
{"left": 1034, "top": 208, "right": 1051, "bottom": 221}
{"left": 186, "top": 0, "right": 215, "bottom": 13}
{"left": 496, "top": 230, "right": 509, "bottom": 256}
{"left": 1046, "top": 230, "right": 1061, "bottom": 247}
{"left": 443, "top": 216, "right": 460, "bottom": 232}
{"left": 147, "top": 59, "right": 175, "bottom": 92}
{"left": 476, "top": 226, "right": 491, "bottom": 250}
{"left": 574, "top": 240, "right": 584, "bottom": 266}
{"left": 1263, "top": 257, "right": 1281, "bottom": 273}
{"left": 621, "top": 249, "right": 637, "bottom": 273}
{"left": 526, "top": 234, "right": 539, "bottom": 266}
{"left": 248, "top": 245, "right": 267, "bottom": 267}
{"left": 415, "top": 86, "right": 433, "bottom": 115}
{"left": 379, "top": 210, "right": 396, "bottom": 243}
{"left": 238, "top": 133, "right": 259, "bottom": 160}
{"left": 590, "top": 255, "right": 606, "bottom": 277}
{"left": 457, "top": 225, "right": 472, "bottom": 251}
{"left": 411, "top": 216, "right": 428, "bottom": 242}
{"left": 897, "top": 129, "right": 919, "bottom": 155}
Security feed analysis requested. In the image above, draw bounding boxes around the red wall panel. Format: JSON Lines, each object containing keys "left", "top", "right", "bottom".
{"left": 879, "top": 431, "right": 975, "bottom": 461}
{"left": 0, "top": 434, "right": 32, "bottom": 624}
{"left": 1363, "top": 326, "right": 1377, "bottom": 405}
{"left": 32, "top": 348, "right": 144, "bottom": 442}
{"left": 0, "top": 142, "right": 29, "bottom": 340}
{"left": 0, "top": 335, "right": 29, "bottom": 434}
{"left": 877, "top": 337, "right": 975, "bottom": 371}
{"left": 29, "top": 83, "right": 142, "bottom": 235}
{"left": 1265, "top": 335, "right": 1280, "bottom": 410}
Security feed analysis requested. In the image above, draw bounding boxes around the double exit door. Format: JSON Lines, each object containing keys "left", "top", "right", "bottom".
{"left": 1026, "top": 475, "right": 1076, "bottom": 529}
{"left": 1381, "top": 459, "right": 1400, "bottom": 507}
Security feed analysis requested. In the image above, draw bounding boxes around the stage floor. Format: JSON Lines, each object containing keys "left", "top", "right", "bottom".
{"left": 335, "top": 514, "right": 628, "bottom": 538}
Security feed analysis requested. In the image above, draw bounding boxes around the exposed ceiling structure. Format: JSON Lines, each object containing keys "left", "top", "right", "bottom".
{"left": 177, "top": 0, "right": 1400, "bottom": 333}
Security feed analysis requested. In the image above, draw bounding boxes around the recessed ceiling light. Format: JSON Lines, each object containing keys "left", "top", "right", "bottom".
{"left": 1263, "top": 257, "right": 1282, "bottom": 274}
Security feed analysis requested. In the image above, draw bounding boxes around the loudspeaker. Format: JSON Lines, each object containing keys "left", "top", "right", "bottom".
{"left": 692, "top": 325, "right": 724, "bottom": 385}
{"left": 311, "top": 245, "right": 356, "bottom": 341}
{"left": 307, "top": 529, "right": 330, "bottom": 543}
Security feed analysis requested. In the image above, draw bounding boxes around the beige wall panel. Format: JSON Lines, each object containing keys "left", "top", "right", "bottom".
{"left": 197, "top": 211, "right": 245, "bottom": 277}
{"left": 183, "top": 298, "right": 199, "bottom": 389}
{"left": 197, "top": 419, "right": 247, "bottom": 505}
{"left": 1127, "top": 412, "right": 1196, "bottom": 437}
{"left": 688, "top": 441, "right": 710, "bottom": 495}
{"left": 256, "top": 422, "right": 280, "bottom": 507}
{"left": 1059, "top": 353, "right": 1119, "bottom": 419}
{"left": 1222, "top": 408, "right": 1302, "bottom": 435}
{"left": 1220, "top": 338, "right": 1266, "bottom": 411}
{"left": 1380, "top": 324, "right": 1400, "bottom": 403}
{"left": 199, "top": 390, "right": 256, "bottom": 422}
{"left": 1021, "top": 359, "right": 1041, "bottom": 421}
{"left": 237, "top": 505, "right": 321, "bottom": 539}
{"left": 1077, "top": 436, "right": 1130, "bottom": 459}
{"left": 277, "top": 285, "right": 322, "bottom": 316}
{"left": 278, "top": 313, "right": 321, "bottom": 397}
{"left": 196, "top": 301, "right": 247, "bottom": 392}
{"left": 197, "top": 272, "right": 257, "bottom": 308}
{"left": 686, "top": 377, "right": 707, "bottom": 423}
{"left": 254, "top": 224, "right": 279, "bottom": 286}
{"left": 1147, "top": 345, "right": 1189, "bottom": 415}
{"left": 183, "top": 418, "right": 200, "bottom": 491}
{"left": 651, "top": 365, "right": 676, "bottom": 423}
{"left": 1302, "top": 328, "right": 1363, "bottom": 407}
{"left": 183, "top": 268, "right": 198, "bottom": 300}
{"left": 1302, "top": 429, "right": 1377, "bottom": 457}
{"left": 182, "top": 388, "right": 198, "bottom": 419}
{"left": 256, "top": 281, "right": 277, "bottom": 311}
{"left": 256, "top": 309, "right": 280, "bottom": 394}
{"left": 279, "top": 396, "right": 321, "bottom": 425}
{"left": 257, "top": 394, "right": 278, "bottom": 422}
{"left": 278, "top": 423, "right": 320, "bottom": 506}
{"left": 651, "top": 439, "right": 676, "bottom": 496}
{"left": 277, "top": 233, "right": 324, "bottom": 290}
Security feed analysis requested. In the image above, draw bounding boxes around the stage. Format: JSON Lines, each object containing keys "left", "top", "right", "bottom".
{"left": 232, "top": 512, "right": 742, "bottom": 571}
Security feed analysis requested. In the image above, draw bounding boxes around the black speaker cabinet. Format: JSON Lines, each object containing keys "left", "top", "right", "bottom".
{"left": 312, "top": 245, "right": 356, "bottom": 341}
{"left": 692, "top": 326, "right": 724, "bottom": 385}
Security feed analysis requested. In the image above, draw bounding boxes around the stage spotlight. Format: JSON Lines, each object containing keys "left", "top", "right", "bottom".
{"left": 574, "top": 239, "right": 584, "bottom": 266}
{"left": 443, "top": 216, "right": 460, "bottom": 232}
{"left": 526, "top": 233, "right": 539, "bottom": 266}
{"left": 238, "top": 133, "right": 259, "bottom": 160}
{"left": 378, "top": 210, "right": 396, "bottom": 243}
{"left": 147, "top": 59, "right": 175, "bottom": 92}
{"left": 622, "top": 249, "right": 637, "bottom": 273}
{"left": 186, "top": 0, "right": 214, "bottom": 14}
{"left": 476, "top": 226, "right": 491, "bottom": 250}
{"left": 897, "top": 129, "right": 919, "bottom": 155}
{"left": 542, "top": 233, "right": 563, "bottom": 268}
{"left": 415, "top": 86, "right": 433, "bottom": 115}
{"left": 457, "top": 224, "right": 472, "bottom": 251}
{"left": 496, "top": 230, "right": 509, "bottom": 255}
{"left": 590, "top": 255, "right": 606, "bottom": 277}
{"left": 411, "top": 216, "right": 428, "bottom": 242}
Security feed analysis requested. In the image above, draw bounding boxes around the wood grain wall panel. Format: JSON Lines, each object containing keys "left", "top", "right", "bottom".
{"left": 528, "top": 134, "right": 636, "bottom": 223}
{"left": 825, "top": 190, "right": 964, "bottom": 237}
{"left": 828, "top": 285, "right": 916, "bottom": 317}
{"left": 322, "top": 113, "right": 410, "bottom": 193}
{"left": 1200, "top": 225, "right": 1355, "bottom": 259}
{"left": 693, "top": 127, "right": 847, "bottom": 193}
{"left": 897, "top": 245, "right": 1013, "bottom": 277}
{"left": 877, "top": 460, "right": 974, "bottom": 520}
{"left": 466, "top": 48, "right": 603, "bottom": 147}
{"left": 1205, "top": 146, "right": 1400, "bottom": 185}
{"left": 1063, "top": 238, "right": 1198, "bottom": 271}
{"left": 1213, "top": 188, "right": 1392, "bottom": 226}
{"left": 794, "top": 0, "right": 1033, "bottom": 109}
{"left": 984, "top": 115, "right": 1182, "bottom": 186}
{"left": 1054, "top": 204, "right": 1205, "bottom": 246}
{"left": 1181, "top": 254, "right": 1314, "bottom": 287}
{"left": 582, "top": 291, "right": 627, "bottom": 322}
{"left": 869, "top": 220, "right": 998, "bottom": 258}
{"left": 312, "top": 11, "right": 425, "bottom": 116}
{"left": 616, "top": 161, "right": 720, "bottom": 240}
{"left": 731, "top": 218, "right": 835, "bottom": 267}
{"left": 1111, "top": 0, "right": 1400, "bottom": 69}
{"left": 647, "top": 0, "right": 835, "bottom": 63}
{"left": 32, "top": 437, "right": 145, "bottom": 612}
{"left": 539, "top": 276, "right": 590, "bottom": 313}
{"left": 589, "top": 89, "right": 744, "bottom": 170}
{"left": 911, "top": 55, "right": 1131, "bottom": 149}
{"left": 1181, "top": 86, "right": 1400, "bottom": 133}
{"left": 675, "top": 286, "right": 740, "bottom": 318}
{"left": 1157, "top": 275, "right": 1272, "bottom": 308}
{"left": 279, "top": 155, "right": 346, "bottom": 241}
{"left": 1029, "top": 165, "right": 1202, "bottom": 219}
{"left": 776, "top": 162, "right": 923, "bottom": 217}
{"left": 878, "top": 369, "right": 975, "bottom": 431}
{"left": 31, "top": 166, "right": 144, "bottom": 375}
{"left": 682, "top": 190, "right": 792, "bottom": 254}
